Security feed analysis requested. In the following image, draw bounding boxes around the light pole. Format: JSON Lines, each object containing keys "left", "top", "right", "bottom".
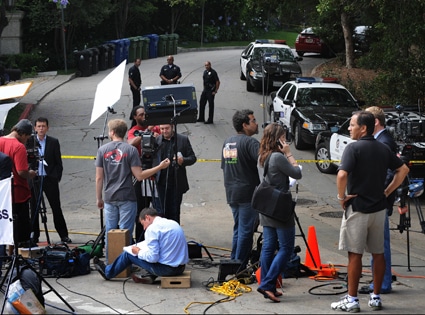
{"left": 201, "top": 1, "right": 205, "bottom": 47}
{"left": 60, "top": 3, "right": 67, "bottom": 73}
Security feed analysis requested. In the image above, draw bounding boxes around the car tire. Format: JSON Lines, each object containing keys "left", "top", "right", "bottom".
{"left": 246, "top": 74, "right": 255, "bottom": 92}
{"left": 315, "top": 142, "right": 337, "bottom": 174}
{"left": 296, "top": 51, "right": 304, "bottom": 57}
{"left": 294, "top": 122, "right": 308, "bottom": 150}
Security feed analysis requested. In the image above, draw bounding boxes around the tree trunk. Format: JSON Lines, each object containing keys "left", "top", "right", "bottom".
{"left": 341, "top": 11, "right": 354, "bottom": 69}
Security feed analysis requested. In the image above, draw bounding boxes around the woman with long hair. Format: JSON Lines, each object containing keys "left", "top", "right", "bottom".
{"left": 256, "top": 123, "right": 302, "bottom": 302}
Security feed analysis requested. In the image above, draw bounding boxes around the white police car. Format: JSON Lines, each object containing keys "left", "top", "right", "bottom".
{"left": 268, "top": 77, "right": 363, "bottom": 150}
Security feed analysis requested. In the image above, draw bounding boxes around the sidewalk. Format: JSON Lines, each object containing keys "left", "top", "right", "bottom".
{"left": 18, "top": 72, "right": 75, "bottom": 120}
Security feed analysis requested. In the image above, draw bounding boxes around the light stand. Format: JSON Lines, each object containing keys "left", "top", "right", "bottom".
{"left": 91, "top": 106, "right": 116, "bottom": 257}
{"left": 1, "top": 177, "right": 75, "bottom": 313}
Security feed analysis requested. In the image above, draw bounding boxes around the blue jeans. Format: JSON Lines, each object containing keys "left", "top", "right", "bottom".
{"left": 105, "top": 251, "right": 185, "bottom": 279}
{"left": 230, "top": 203, "right": 258, "bottom": 268}
{"left": 370, "top": 210, "right": 392, "bottom": 292}
{"left": 104, "top": 200, "right": 137, "bottom": 263}
{"left": 258, "top": 225, "right": 295, "bottom": 292}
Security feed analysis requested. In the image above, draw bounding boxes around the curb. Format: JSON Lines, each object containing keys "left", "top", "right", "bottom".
{"left": 19, "top": 103, "right": 34, "bottom": 120}
{"left": 17, "top": 73, "right": 76, "bottom": 121}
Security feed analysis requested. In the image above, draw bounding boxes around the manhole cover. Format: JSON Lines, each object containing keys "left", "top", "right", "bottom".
{"left": 295, "top": 198, "right": 316, "bottom": 206}
{"left": 319, "top": 211, "right": 343, "bottom": 218}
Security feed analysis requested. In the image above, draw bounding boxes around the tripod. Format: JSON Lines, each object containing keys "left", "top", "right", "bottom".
{"left": 1, "top": 177, "right": 75, "bottom": 313}
{"left": 243, "top": 183, "right": 318, "bottom": 279}
{"left": 395, "top": 178, "right": 425, "bottom": 271}
{"left": 133, "top": 174, "right": 161, "bottom": 242}
{"left": 30, "top": 174, "right": 52, "bottom": 246}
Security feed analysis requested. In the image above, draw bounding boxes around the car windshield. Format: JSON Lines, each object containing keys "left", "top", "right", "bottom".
{"left": 252, "top": 47, "right": 295, "bottom": 62}
{"left": 296, "top": 88, "right": 358, "bottom": 107}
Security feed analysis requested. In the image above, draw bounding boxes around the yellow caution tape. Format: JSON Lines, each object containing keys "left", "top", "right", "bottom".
{"left": 60, "top": 156, "right": 425, "bottom": 164}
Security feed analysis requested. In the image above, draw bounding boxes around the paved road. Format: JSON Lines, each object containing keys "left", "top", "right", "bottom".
{"left": 3, "top": 49, "right": 425, "bottom": 314}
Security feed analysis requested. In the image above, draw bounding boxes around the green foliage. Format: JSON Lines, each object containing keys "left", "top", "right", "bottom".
{"left": 0, "top": 53, "right": 46, "bottom": 73}
{"left": 3, "top": 104, "right": 26, "bottom": 135}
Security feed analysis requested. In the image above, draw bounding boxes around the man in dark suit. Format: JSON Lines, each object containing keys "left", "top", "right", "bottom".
{"left": 154, "top": 124, "right": 196, "bottom": 224}
{"left": 30, "top": 117, "right": 71, "bottom": 244}
{"left": 359, "top": 106, "right": 399, "bottom": 295}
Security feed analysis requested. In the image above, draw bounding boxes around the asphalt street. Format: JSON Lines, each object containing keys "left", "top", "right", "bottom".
{"left": 1, "top": 48, "right": 425, "bottom": 314}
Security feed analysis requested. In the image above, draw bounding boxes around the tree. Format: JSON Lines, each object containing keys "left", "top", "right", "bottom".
{"left": 317, "top": 0, "right": 369, "bottom": 69}
{"left": 163, "top": 0, "right": 198, "bottom": 33}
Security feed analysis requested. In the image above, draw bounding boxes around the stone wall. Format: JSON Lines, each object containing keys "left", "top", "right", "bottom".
{"left": 0, "top": 10, "right": 24, "bottom": 55}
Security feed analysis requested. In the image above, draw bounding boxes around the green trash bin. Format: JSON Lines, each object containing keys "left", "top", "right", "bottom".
{"left": 166, "top": 34, "right": 173, "bottom": 55}
{"left": 158, "top": 35, "right": 168, "bottom": 57}
{"left": 140, "top": 36, "right": 150, "bottom": 60}
{"left": 170, "top": 33, "right": 179, "bottom": 54}
{"left": 135, "top": 37, "right": 142, "bottom": 60}
{"left": 128, "top": 37, "right": 140, "bottom": 62}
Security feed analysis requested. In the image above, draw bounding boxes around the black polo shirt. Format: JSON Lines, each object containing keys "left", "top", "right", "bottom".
{"left": 338, "top": 135, "right": 404, "bottom": 213}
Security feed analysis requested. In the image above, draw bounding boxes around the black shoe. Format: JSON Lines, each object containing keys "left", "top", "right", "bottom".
{"left": 204, "top": 120, "right": 213, "bottom": 124}
{"left": 132, "top": 272, "right": 156, "bottom": 284}
{"left": 358, "top": 285, "right": 373, "bottom": 294}
{"left": 18, "top": 240, "right": 38, "bottom": 248}
{"left": 94, "top": 258, "right": 109, "bottom": 280}
{"left": 61, "top": 237, "right": 72, "bottom": 243}
{"left": 197, "top": 119, "right": 205, "bottom": 123}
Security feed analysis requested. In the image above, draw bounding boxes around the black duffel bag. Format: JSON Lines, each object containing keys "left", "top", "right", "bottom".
{"left": 39, "top": 244, "right": 90, "bottom": 278}
{"left": 251, "top": 179, "right": 294, "bottom": 223}
{"left": 251, "top": 155, "right": 294, "bottom": 223}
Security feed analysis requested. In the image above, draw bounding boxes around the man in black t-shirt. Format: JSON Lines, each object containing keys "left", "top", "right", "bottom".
{"left": 332, "top": 111, "right": 409, "bottom": 312}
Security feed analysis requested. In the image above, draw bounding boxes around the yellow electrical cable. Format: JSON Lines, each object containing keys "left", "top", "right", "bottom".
{"left": 209, "top": 279, "right": 252, "bottom": 297}
{"left": 183, "top": 296, "right": 235, "bottom": 315}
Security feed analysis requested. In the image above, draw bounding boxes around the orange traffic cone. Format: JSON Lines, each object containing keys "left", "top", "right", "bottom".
{"left": 304, "top": 225, "right": 321, "bottom": 269}
{"left": 255, "top": 267, "right": 283, "bottom": 288}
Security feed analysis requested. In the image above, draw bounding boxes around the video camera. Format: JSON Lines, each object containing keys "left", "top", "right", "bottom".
{"left": 386, "top": 104, "right": 425, "bottom": 143}
{"left": 133, "top": 129, "right": 158, "bottom": 169}
{"left": 133, "top": 129, "right": 157, "bottom": 154}
{"left": 25, "top": 133, "right": 40, "bottom": 171}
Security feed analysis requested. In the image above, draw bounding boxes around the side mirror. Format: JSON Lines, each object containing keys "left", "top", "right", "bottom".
{"left": 283, "top": 99, "right": 293, "bottom": 106}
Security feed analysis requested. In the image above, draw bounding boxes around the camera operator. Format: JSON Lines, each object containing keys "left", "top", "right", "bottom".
{"left": 127, "top": 106, "right": 161, "bottom": 241}
{"left": 0, "top": 119, "right": 37, "bottom": 250}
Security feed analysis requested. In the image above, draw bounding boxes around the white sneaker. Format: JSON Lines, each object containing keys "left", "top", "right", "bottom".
{"left": 331, "top": 295, "right": 360, "bottom": 313}
{"left": 368, "top": 296, "right": 383, "bottom": 310}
